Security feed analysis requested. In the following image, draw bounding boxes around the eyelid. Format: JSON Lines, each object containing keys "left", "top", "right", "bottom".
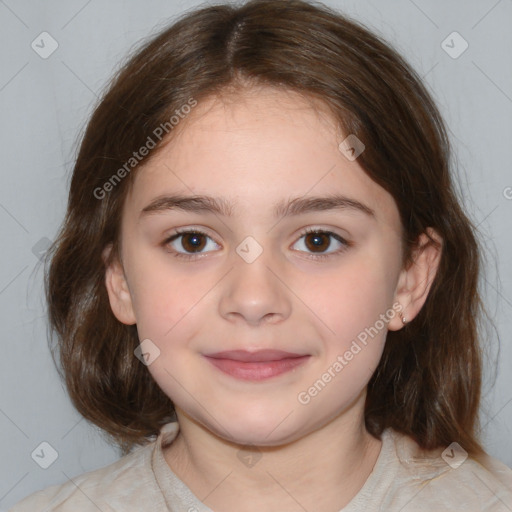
{"left": 173, "top": 226, "right": 217, "bottom": 240}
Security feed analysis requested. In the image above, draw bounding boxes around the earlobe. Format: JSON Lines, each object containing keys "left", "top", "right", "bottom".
{"left": 103, "top": 245, "right": 137, "bottom": 325}
{"left": 389, "top": 228, "right": 442, "bottom": 331}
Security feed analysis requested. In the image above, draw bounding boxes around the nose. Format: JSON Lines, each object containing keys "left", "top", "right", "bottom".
{"left": 218, "top": 247, "right": 292, "bottom": 327}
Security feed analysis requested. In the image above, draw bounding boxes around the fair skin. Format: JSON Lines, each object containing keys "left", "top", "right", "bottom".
{"left": 105, "top": 86, "right": 441, "bottom": 511}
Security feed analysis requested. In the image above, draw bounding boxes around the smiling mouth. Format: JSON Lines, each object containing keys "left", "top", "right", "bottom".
{"left": 203, "top": 350, "right": 311, "bottom": 381}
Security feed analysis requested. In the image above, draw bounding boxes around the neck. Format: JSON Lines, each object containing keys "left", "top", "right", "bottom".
{"left": 163, "top": 392, "right": 383, "bottom": 512}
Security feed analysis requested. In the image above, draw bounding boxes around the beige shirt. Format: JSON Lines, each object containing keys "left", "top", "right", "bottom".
{"left": 10, "top": 421, "right": 512, "bottom": 511}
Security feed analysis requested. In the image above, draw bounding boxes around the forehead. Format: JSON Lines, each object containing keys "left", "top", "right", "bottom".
{"left": 125, "top": 87, "right": 400, "bottom": 229}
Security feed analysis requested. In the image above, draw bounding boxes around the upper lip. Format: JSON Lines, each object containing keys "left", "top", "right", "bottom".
{"left": 204, "top": 350, "right": 308, "bottom": 362}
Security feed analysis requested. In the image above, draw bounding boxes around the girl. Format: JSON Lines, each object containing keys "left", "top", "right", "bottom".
{"left": 11, "top": 0, "right": 512, "bottom": 510}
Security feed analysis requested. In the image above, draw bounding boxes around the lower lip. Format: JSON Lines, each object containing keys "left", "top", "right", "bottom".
{"left": 204, "top": 355, "right": 310, "bottom": 381}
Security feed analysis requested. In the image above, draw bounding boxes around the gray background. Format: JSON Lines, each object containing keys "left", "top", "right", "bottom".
{"left": 1, "top": 0, "right": 511, "bottom": 509}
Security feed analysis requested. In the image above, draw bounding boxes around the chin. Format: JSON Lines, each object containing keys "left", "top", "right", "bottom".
{"left": 204, "top": 407, "right": 312, "bottom": 448}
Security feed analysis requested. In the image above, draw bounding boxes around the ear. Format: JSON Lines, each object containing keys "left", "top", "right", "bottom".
{"left": 103, "top": 244, "right": 137, "bottom": 325}
{"left": 388, "top": 228, "right": 442, "bottom": 331}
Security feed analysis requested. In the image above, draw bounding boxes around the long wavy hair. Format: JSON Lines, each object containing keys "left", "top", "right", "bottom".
{"left": 46, "top": 0, "right": 485, "bottom": 455}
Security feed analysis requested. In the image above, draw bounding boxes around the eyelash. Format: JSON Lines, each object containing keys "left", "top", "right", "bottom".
{"left": 163, "top": 227, "right": 351, "bottom": 261}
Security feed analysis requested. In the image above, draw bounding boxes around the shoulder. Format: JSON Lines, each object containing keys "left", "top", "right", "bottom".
{"left": 382, "top": 429, "right": 512, "bottom": 511}
{"left": 9, "top": 439, "right": 166, "bottom": 511}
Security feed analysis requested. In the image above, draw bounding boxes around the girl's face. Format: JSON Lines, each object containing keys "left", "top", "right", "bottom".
{"left": 106, "top": 87, "right": 414, "bottom": 446}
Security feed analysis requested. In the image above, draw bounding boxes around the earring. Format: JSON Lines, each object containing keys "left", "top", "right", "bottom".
{"left": 400, "top": 312, "right": 407, "bottom": 325}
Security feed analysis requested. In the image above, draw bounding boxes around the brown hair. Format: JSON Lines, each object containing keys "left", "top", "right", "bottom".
{"left": 47, "top": 0, "right": 485, "bottom": 455}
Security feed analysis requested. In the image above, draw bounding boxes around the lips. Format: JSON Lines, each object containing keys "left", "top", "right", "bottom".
{"left": 203, "top": 350, "right": 310, "bottom": 381}
{"left": 205, "top": 349, "right": 306, "bottom": 362}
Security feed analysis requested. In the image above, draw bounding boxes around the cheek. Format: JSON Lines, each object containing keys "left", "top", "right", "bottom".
{"left": 309, "top": 255, "right": 397, "bottom": 337}
{"left": 303, "top": 254, "right": 401, "bottom": 397}
{"left": 129, "top": 260, "right": 209, "bottom": 401}
{"left": 125, "top": 249, "right": 200, "bottom": 340}
{"left": 296, "top": 259, "right": 396, "bottom": 412}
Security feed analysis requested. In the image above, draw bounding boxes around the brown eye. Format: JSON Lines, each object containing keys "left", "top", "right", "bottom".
{"left": 180, "top": 232, "right": 207, "bottom": 253}
{"left": 292, "top": 229, "right": 349, "bottom": 259}
{"left": 165, "top": 229, "right": 220, "bottom": 258}
{"left": 304, "top": 232, "right": 331, "bottom": 252}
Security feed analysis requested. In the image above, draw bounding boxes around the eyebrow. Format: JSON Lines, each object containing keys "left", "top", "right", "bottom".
{"left": 140, "top": 193, "right": 376, "bottom": 219}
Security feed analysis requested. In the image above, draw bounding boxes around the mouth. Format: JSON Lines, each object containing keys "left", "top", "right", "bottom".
{"left": 203, "top": 350, "right": 311, "bottom": 381}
